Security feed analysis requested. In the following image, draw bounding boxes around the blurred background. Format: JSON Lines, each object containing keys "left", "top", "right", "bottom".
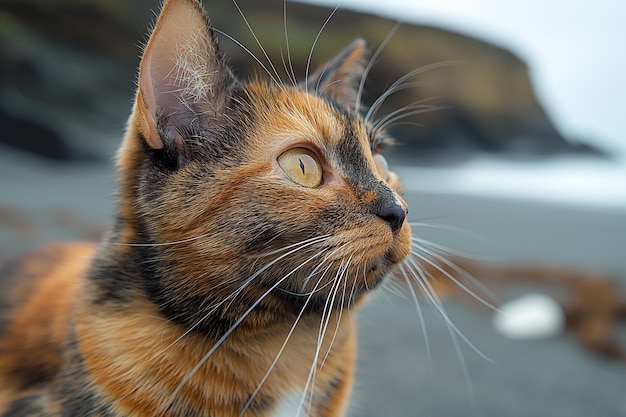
{"left": 1, "top": 0, "right": 625, "bottom": 416}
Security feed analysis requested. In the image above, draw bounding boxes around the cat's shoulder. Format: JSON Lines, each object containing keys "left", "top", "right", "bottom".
{"left": 0, "top": 242, "right": 97, "bottom": 306}
{"left": 0, "top": 242, "right": 96, "bottom": 397}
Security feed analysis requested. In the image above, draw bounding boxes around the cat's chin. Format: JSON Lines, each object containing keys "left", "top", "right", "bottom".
{"left": 386, "top": 222, "right": 412, "bottom": 264}
{"left": 348, "top": 224, "right": 413, "bottom": 298}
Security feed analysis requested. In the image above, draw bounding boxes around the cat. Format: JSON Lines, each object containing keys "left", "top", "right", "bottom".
{"left": 0, "top": 0, "right": 413, "bottom": 415}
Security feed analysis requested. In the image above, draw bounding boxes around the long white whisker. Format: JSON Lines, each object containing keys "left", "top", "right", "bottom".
{"left": 296, "top": 260, "right": 345, "bottom": 416}
{"left": 283, "top": 0, "right": 298, "bottom": 86}
{"left": 213, "top": 28, "right": 280, "bottom": 86}
{"left": 411, "top": 241, "right": 498, "bottom": 303}
{"left": 231, "top": 0, "right": 282, "bottom": 84}
{"left": 411, "top": 255, "right": 477, "bottom": 403}
{"left": 147, "top": 290, "right": 239, "bottom": 363}
{"left": 367, "top": 85, "right": 433, "bottom": 127}
{"left": 239, "top": 265, "right": 329, "bottom": 416}
{"left": 147, "top": 237, "right": 329, "bottom": 364}
{"left": 365, "top": 60, "right": 462, "bottom": 124}
{"left": 106, "top": 233, "right": 211, "bottom": 247}
{"left": 304, "top": 5, "right": 339, "bottom": 94}
{"left": 159, "top": 238, "right": 331, "bottom": 413}
{"left": 248, "top": 235, "right": 331, "bottom": 259}
{"left": 374, "top": 105, "right": 446, "bottom": 132}
{"left": 300, "top": 243, "right": 350, "bottom": 290}
{"left": 355, "top": 22, "right": 402, "bottom": 113}
{"left": 405, "top": 257, "right": 490, "bottom": 362}
{"left": 411, "top": 246, "right": 497, "bottom": 311}
{"left": 240, "top": 237, "right": 330, "bottom": 287}
{"left": 410, "top": 256, "right": 477, "bottom": 404}
{"left": 320, "top": 262, "right": 351, "bottom": 368}
{"left": 411, "top": 236, "right": 491, "bottom": 262}
{"left": 399, "top": 265, "right": 432, "bottom": 367}
{"left": 345, "top": 263, "right": 363, "bottom": 325}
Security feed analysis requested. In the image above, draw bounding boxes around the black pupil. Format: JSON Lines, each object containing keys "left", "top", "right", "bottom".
{"left": 299, "top": 158, "right": 305, "bottom": 175}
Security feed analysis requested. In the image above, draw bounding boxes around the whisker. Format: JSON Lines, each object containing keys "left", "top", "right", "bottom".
{"left": 240, "top": 272, "right": 327, "bottom": 416}
{"left": 283, "top": 0, "right": 298, "bottom": 86}
{"left": 404, "top": 257, "right": 490, "bottom": 362}
{"left": 147, "top": 238, "right": 328, "bottom": 364}
{"left": 409, "top": 256, "right": 477, "bottom": 404}
{"left": 213, "top": 28, "right": 279, "bottom": 86}
{"left": 230, "top": 0, "right": 282, "bottom": 84}
{"left": 161, "top": 243, "right": 330, "bottom": 414}
{"left": 399, "top": 265, "right": 432, "bottom": 366}
{"left": 355, "top": 22, "right": 402, "bottom": 113}
{"left": 410, "top": 237, "right": 499, "bottom": 301}
{"left": 345, "top": 264, "right": 362, "bottom": 325}
{"left": 365, "top": 60, "right": 463, "bottom": 125}
{"left": 410, "top": 244, "right": 498, "bottom": 310}
{"left": 280, "top": 51, "right": 297, "bottom": 87}
{"left": 300, "top": 242, "right": 350, "bottom": 290}
{"left": 409, "top": 221, "right": 485, "bottom": 242}
{"left": 247, "top": 235, "right": 331, "bottom": 259}
{"left": 368, "top": 83, "right": 431, "bottom": 123}
{"left": 105, "top": 233, "right": 212, "bottom": 247}
{"left": 374, "top": 104, "right": 446, "bottom": 132}
{"left": 297, "top": 260, "right": 346, "bottom": 416}
{"left": 411, "top": 236, "right": 492, "bottom": 262}
{"left": 304, "top": 5, "right": 339, "bottom": 95}
{"left": 407, "top": 258, "right": 478, "bottom": 404}
{"left": 320, "top": 257, "right": 352, "bottom": 368}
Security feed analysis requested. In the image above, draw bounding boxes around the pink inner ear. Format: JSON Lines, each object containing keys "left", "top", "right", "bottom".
{"left": 137, "top": 57, "right": 163, "bottom": 149}
{"left": 135, "top": 0, "right": 232, "bottom": 151}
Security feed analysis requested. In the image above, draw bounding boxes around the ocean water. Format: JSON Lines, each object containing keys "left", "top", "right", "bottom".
{"left": 398, "top": 156, "right": 626, "bottom": 210}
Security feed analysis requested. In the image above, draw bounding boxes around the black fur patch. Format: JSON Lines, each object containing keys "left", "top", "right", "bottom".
{"left": 3, "top": 395, "right": 43, "bottom": 417}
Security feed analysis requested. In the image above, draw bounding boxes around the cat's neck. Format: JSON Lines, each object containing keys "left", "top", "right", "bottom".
{"left": 74, "top": 291, "right": 354, "bottom": 417}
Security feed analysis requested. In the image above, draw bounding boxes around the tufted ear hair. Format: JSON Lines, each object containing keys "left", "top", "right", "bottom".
{"left": 304, "top": 39, "right": 368, "bottom": 112}
{"left": 135, "top": 0, "right": 236, "bottom": 152}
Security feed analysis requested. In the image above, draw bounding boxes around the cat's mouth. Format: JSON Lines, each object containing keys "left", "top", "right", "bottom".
{"left": 362, "top": 233, "right": 412, "bottom": 289}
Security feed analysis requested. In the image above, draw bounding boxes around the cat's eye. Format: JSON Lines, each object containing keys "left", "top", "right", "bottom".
{"left": 277, "top": 148, "right": 323, "bottom": 188}
{"left": 373, "top": 153, "right": 390, "bottom": 181}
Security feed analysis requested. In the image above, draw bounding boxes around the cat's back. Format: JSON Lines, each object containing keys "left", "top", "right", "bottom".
{"left": 0, "top": 242, "right": 96, "bottom": 407}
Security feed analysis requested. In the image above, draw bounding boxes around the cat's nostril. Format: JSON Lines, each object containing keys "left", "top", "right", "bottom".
{"left": 371, "top": 197, "right": 407, "bottom": 234}
{"left": 380, "top": 204, "right": 407, "bottom": 234}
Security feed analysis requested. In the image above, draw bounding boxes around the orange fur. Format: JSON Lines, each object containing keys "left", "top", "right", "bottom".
{"left": 0, "top": 244, "right": 95, "bottom": 409}
{"left": 74, "top": 296, "right": 355, "bottom": 416}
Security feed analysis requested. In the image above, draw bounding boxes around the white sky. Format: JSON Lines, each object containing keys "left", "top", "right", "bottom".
{"left": 296, "top": 0, "right": 626, "bottom": 156}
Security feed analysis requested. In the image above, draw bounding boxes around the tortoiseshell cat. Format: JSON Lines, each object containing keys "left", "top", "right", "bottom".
{"left": 0, "top": 0, "right": 412, "bottom": 415}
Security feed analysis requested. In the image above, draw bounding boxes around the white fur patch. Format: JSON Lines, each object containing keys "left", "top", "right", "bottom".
{"left": 273, "top": 391, "right": 307, "bottom": 417}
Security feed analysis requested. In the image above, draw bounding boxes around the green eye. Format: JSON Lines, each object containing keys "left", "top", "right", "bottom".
{"left": 277, "top": 148, "right": 323, "bottom": 188}
{"left": 373, "top": 153, "right": 390, "bottom": 181}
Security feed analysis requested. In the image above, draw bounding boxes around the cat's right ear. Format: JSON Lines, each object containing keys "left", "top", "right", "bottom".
{"left": 135, "top": 0, "right": 235, "bottom": 151}
{"left": 305, "top": 39, "right": 367, "bottom": 112}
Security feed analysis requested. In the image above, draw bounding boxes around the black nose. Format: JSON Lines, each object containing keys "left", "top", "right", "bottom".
{"left": 370, "top": 194, "right": 407, "bottom": 234}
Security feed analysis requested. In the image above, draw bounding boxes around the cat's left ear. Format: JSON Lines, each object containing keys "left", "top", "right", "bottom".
{"left": 135, "top": 0, "right": 236, "bottom": 151}
{"left": 305, "top": 39, "right": 367, "bottom": 111}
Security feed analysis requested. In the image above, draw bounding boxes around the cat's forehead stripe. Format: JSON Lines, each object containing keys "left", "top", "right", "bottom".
{"left": 248, "top": 84, "right": 367, "bottom": 149}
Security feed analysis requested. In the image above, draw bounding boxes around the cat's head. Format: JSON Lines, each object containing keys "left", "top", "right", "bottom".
{"left": 116, "top": 0, "right": 411, "bottom": 329}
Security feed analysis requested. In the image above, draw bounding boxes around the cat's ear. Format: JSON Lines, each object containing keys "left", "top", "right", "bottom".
{"left": 305, "top": 39, "right": 367, "bottom": 111}
{"left": 136, "top": 0, "right": 235, "bottom": 150}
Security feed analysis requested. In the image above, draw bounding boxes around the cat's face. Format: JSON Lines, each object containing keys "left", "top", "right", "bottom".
{"left": 118, "top": 0, "right": 411, "bottom": 327}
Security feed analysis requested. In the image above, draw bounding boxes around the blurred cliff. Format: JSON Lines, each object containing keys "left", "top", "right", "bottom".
{"left": 0, "top": 0, "right": 604, "bottom": 164}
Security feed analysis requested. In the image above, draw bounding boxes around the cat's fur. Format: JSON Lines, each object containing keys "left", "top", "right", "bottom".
{"left": 0, "top": 0, "right": 411, "bottom": 416}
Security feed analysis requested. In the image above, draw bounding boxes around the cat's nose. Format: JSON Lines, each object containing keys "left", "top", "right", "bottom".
{"left": 370, "top": 192, "right": 407, "bottom": 234}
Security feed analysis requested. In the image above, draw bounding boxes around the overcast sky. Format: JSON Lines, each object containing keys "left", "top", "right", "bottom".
{"left": 296, "top": 0, "right": 626, "bottom": 156}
